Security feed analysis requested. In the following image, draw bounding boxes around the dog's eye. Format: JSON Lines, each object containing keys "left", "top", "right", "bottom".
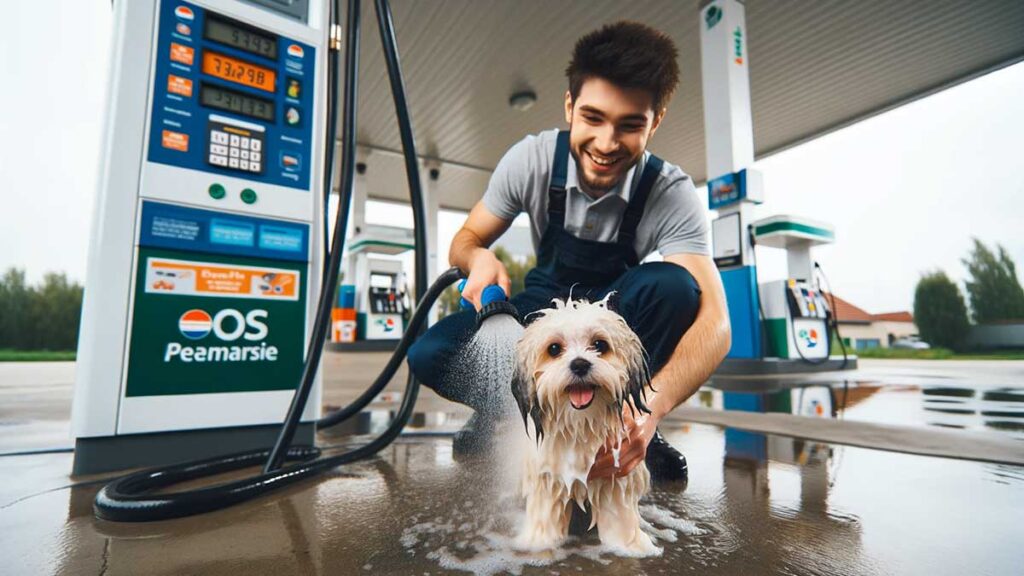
{"left": 592, "top": 339, "right": 609, "bottom": 354}
{"left": 547, "top": 343, "right": 562, "bottom": 357}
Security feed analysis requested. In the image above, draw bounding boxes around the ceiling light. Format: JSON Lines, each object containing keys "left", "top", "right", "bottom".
{"left": 509, "top": 90, "right": 537, "bottom": 111}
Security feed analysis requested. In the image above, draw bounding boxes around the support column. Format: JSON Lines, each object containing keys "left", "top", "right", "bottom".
{"left": 420, "top": 158, "right": 442, "bottom": 324}
{"left": 343, "top": 147, "right": 370, "bottom": 286}
{"left": 700, "top": 0, "right": 754, "bottom": 179}
{"left": 701, "top": 0, "right": 756, "bottom": 267}
{"left": 700, "top": 0, "right": 761, "bottom": 359}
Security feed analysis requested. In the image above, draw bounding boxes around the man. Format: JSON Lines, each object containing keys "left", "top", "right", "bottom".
{"left": 408, "top": 21, "right": 730, "bottom": 482}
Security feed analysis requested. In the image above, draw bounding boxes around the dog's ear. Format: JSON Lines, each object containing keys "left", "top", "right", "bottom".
{"left": 624, "top": 333, "right": 654, "bottom": 416}
{"left": 510, "top": 359, "right": 544, "bottom": 442}
{"left": 510, "top": 360, "right": 531, "bottom": 432}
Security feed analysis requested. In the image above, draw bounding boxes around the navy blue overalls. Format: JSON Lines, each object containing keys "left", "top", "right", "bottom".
{"left": 407, "top": 131, "right": 701, "bottom": 414}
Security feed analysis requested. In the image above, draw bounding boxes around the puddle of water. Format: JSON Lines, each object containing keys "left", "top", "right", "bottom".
{"left": 699, "top": 378, "right": 1024, "bottom": 440}
{"left": 3, "top": 421, "right": 1022, "bottom": 576}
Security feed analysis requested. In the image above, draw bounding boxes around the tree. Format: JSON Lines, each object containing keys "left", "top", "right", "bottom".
{"left": 437, "top": 246, "right": 536, "bottom": 319}
{"left": 913, "top": 271, "right": 970, "bottom": 350}
{"left": 961, "top": 238, "right": 1024, "bottom": 323}
{"left": 0, "top": 269, "right": 31, "bottom": 349}
{"left": 29, "top": 273, "right": 84, "bottom": 350}
{"left": 0, "top": 268, "right": 84, "bottom": 351}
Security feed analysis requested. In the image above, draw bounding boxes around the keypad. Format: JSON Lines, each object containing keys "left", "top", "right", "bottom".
{"left": 207, "top": 120, "right": 264, "bottom": 174}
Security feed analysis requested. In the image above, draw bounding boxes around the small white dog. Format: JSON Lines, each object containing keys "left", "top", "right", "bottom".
{"left": 511, "top": 295, "right": 658, "bottom": 555}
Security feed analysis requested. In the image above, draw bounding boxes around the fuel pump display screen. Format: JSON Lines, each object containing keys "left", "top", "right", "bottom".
{"left": 148, "top": 0, "right": 316, "bottom": 191}
{"left": 202, "top": 51, "right": 276, "bottom": 92}
{"left": 204, "top": 14, "right": 278, "bottom": 59}
{"left": 200, "top": 84, "right": 274, "bottom": 122}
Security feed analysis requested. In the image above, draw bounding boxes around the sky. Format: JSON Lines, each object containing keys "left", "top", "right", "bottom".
{"left": 1, "top": 1, "right": 1022, "bottom": 315}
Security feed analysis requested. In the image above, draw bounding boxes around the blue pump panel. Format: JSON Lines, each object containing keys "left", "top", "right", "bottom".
{"left": 721, "top": 266, "right": 762, "bottom": 359}
{"left": 708, "top": 169, "right": 763, "bottom": 210}
{"left": 140, "top": 201, "right": 309, "bottom": 262}
{"left": 147, "top": 0, "right": 315, "bottom": 191}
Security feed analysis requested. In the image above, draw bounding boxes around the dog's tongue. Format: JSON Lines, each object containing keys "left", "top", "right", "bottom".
{"left": 569, "top": 386, "right": 595, "bottom": 409}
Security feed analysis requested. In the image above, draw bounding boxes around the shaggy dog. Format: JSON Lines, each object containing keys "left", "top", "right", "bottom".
{"left": 511, "top": 295, "right": 658, "bottom": 555}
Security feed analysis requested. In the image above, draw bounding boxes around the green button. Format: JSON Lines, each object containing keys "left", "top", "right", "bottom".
{"left": 240, "top": 188, "right": 258, "bottom": 204}
{"left": 208, "top": 183, "right": 226, "bottom": 200}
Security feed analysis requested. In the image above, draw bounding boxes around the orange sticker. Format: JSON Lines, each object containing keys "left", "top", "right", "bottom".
{"left": 167, "top": 75, "right": 193, "bottom": 97}
{"left": 170, "top": 42, "right": 194, "bottom": 65}
{"left": 161, "top": 130, "right": 189, "bottom": 152}
{"left": 145, "top": 259, "right": 299, "bottom": 301}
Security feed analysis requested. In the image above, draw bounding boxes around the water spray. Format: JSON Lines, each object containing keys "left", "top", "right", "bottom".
{"left": 459, "top": 282, "right": 522, "bottom": 328}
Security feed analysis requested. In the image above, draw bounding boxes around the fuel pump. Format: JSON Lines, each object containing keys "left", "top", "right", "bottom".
{"left": 760, "top": 278, "right": 831, "bottom": 361}
{"left": 71, "top": 0, "right": 330, "bottom": 474}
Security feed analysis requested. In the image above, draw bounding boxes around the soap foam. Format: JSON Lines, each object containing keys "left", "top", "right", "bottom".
{"left": 400, "top": 495, "right": 714, "bottom": 573}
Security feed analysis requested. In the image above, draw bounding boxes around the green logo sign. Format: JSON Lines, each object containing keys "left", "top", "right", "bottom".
{"left": 125, "top": 248, "right": 307, "bottom": 397}
{"left": 705, "top": 5, "right": 722, "bottom": 30}
{"left": 733, "top": 25, "right": 744, "bottom": 64}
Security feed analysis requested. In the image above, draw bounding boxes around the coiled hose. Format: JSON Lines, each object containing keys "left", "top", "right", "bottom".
{"left": 93, "top": 0, "right": 455, "bottom": 522}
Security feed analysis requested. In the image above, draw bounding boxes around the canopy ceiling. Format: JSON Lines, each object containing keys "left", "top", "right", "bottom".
{"left": 340, "top": 0, "right": 1024, "bottom": 211}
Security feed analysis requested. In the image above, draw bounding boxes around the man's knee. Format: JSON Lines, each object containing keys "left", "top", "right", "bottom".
{"left": 406, "top": 310, "right": 475, "bottom": 389}
{"left": 406, "top": 337, "right": 431, "bottom": 382}
{"left": 626, "top": 261, "right": 701, "bottom": 318}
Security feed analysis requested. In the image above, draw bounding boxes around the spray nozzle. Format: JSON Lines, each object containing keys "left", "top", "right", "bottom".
{"left": 458, "top": 281, "right": 520, "bottom": 328}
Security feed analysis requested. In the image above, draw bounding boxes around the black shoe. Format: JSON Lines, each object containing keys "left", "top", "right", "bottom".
{"left": 452, "top": 412, "right": 497, "bottom": 457}
{"left": 645, "top": 430, "right": 688, "bottom": 484}
{"left": 568, "top": 504, "right": 592, "bottom": 537}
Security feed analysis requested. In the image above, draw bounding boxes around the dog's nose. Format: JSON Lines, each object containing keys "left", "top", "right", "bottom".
{"left": 570, "top": 358, "right": 591, "bottom": 377}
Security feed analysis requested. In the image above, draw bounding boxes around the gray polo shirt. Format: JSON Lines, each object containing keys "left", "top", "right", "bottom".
{"left": 482, "top": 129, "right": 709, "bottom": 259}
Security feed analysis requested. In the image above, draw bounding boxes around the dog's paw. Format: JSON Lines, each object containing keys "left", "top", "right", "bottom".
{"left": 513, "top": 531, "right": 564, "bottom": 553}
{"left": 627, "top": 529, "right": 661, "bottom": 556}
{"left": 600, "top": 526, "right": 662, "bottom": 557}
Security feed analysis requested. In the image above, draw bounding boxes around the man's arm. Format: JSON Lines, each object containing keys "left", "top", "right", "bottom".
{"left": 589, "top": 252, "right": 730, "bottom": 479}
{"left": 450, "top": 200, "right": 515, "bottom": 310}
{"left": 645, "top": 253, "right": 731, "bottom": 417}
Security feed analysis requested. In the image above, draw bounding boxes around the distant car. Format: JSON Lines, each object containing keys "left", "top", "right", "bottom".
{"left": 892, "top": 336, "right": 931, "bottom": 350}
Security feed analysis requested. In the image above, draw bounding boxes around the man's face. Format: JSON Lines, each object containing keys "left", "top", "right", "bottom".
{"left": 564, "top": 77, "right": 665, "bottom": 194}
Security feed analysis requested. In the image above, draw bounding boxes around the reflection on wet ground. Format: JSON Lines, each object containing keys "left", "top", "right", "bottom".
{"left": 1, "top": 359, "right": 1022, "bottom": 574}
{"left": 2, "top": 422, "right": 1022, "bottom": 576}
{"left": 699, "top": 373, "right": 1024, "bottom": 441}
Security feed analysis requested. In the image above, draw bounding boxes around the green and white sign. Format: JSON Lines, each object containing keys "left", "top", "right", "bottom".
{"left": 125, "top": 247, "right": 307, "bottom": 397}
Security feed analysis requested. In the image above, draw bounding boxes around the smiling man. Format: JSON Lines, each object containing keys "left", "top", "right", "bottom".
{"left": 408, "top": 21, "right": 731, "bottom": 483}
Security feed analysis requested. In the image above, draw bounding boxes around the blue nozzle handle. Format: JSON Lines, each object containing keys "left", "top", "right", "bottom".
{"left": 458, "top": 280, "right": 507, "bottom": 310}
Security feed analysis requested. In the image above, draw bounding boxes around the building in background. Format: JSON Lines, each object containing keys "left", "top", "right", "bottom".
{"left": 828, "top": 294, "right": 918, "bottom": 350}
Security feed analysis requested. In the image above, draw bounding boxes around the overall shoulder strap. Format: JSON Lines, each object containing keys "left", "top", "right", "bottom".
{"left": 617, "top": 154, "right": 664, "bottom": 248}
{"left": 547, "top": 130, "right": 571, "bottom": 227}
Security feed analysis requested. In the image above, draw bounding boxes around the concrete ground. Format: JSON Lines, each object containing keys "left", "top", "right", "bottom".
{"left": 1, "top": 356, "right": 1022, "bottom": 575}
{"left": 0, "top": 351, "right": 471, "bottom": 453}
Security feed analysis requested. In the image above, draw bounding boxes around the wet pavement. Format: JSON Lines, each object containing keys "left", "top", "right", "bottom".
{"left": 2, "top": 424, "right": 1022, "bottom": 575}
{"left": 702, "top": 359, "right": 1024, "bottom": 441}
{"left": 1, "top": 357, "right": 1023, "bottom": 575}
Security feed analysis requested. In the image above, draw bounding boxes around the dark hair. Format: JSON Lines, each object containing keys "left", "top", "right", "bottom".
{"left": 566, "top": 21, "right": 680, "bottom": 112}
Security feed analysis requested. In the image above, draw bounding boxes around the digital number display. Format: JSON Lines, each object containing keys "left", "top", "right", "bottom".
{"left": 202, "top": 51, "right": 276, "bottom": 93}
{"left": 204, "top": 14, "right": 277, "bottom": 60}
{"left": 200, "top": 84, "right": 274, "bottom": 122}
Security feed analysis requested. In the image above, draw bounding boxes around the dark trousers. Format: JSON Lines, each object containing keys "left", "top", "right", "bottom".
{"left": 407, "top": 262, "right": 702, "bottom": 413}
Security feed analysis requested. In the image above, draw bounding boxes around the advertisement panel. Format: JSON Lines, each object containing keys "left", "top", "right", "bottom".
{"left": 792, "top": 318, "right": 829, "bottom": 360}
{"left": 125, "top": 247, "right": 307, "bottom": 396}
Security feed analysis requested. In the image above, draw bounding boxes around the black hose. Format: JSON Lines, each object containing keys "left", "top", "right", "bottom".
{"left": 263, "top": 0, "right": 361, "bottom": 473}
{"left": 814, "top": 261, "right": 849, "bottom": 369}
{"left": 375, "top": 0, "right": 428, "bottom": 302}
{"left": 317, "top": 0, "right": 429, "bottom": 429}
{"left": 93, "top": 0, "right": 455, "bottom": 522}
{"left": 747, "top": 224, "right": 769, "bottom": 359}
{"left": 94, "top": 268, "right": 461, "bottom": 522}
{"left": 321, "top": 2, "right": 340, "bottom": 259}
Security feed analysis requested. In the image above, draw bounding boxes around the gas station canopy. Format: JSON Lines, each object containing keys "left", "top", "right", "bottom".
{"left": 343, "top": 0, "right": 1024, "bottom": 211}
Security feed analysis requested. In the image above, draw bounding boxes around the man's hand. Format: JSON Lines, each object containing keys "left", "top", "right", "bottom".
{"left": 461, "top": 249, "right": 512, "bottom": 311}
{"left": 449, "top": 201, "right": 515, "bottom": 310}
{"left": 588, "top": 405, "right": 660, "bottom": 480}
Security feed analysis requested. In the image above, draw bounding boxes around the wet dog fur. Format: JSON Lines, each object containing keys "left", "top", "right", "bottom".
{"left": 511, "top": 295, "right": 658, "bottom": 554}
